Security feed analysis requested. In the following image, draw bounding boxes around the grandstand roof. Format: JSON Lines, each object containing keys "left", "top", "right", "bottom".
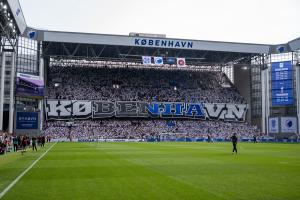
{"left": 7, "top": 0, "right": 26, "bottom": 34}
{"left": 39, "top": 30, "right": 271, "bottom": 54}
{"left": 5, "top": 0, "right": 300, "bottom": 62}
{"left": 22, "top": 27, "right": 300, "bottom": 65}
{"left": 288, "top": 37, "right": 300, "bottom": 51}
{"left": 24, "top": 29, "right": 267, "bottom": 65}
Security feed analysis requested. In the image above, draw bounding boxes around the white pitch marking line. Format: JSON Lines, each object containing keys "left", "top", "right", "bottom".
{"left": 0, "top": 143, "right": 56, "bottom": 199}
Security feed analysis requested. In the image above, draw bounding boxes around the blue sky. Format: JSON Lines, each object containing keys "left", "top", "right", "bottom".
{"left": 19, "top": 0, "right": 300, "bottom": 44}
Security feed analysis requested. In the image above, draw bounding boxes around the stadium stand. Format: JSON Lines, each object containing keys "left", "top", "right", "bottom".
{"left": 46, "top": 64, "right": 245, "bottom": 103}
{"left": 43, "top": 62, "right": 260, "bottom": 141}
{"left": 43, "top": 119, "right": 259, "bottom": 141}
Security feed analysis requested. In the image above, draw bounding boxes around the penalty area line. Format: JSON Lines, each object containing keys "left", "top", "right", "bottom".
{"left": 0, "top": 143, "right": 57, "bottom": 199}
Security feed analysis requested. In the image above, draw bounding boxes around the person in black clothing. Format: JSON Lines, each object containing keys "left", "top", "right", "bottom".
{"left": 207, "top": 134, "right": 211, "bottom": 143}
{"left": 0, "top": 141, "right": 6, "bottom": 155}
{"left": 253, "top": 135, "right": 257, "bottom": 143}
{"left": 231, "top": 133, "right": 238, "bottom": 154}
{"left": 41, "top": 136, "right": 45, "bottom": 147}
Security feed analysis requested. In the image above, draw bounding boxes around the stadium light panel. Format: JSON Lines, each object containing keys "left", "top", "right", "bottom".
{"left": 112, "top": 84, "right": 120, "bottom": 89}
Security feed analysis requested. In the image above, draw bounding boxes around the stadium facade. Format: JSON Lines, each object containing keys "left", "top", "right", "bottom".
{"left": 0, "top": 0, "right": 300, "bottom": 138}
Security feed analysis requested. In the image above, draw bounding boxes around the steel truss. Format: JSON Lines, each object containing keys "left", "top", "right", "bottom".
{"left": 0, "top": 0, "right": 18, "bottom": 51}
{"left": 42, "top": 41, "right": 257, "bottom": 68}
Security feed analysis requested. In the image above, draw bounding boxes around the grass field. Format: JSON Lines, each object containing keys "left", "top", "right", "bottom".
{"left": 0, "top": 142, "right": 300, "bottom": 200}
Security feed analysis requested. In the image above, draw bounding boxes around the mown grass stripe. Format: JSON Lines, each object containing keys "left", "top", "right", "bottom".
{"left": 0, "top": 143, "right": 56, "bottom": 199}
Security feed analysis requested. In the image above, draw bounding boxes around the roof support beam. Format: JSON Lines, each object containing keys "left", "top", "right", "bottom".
{"left": 62, "top": 43, "right": 71, "bottom": 56}
{"left": 71, "top": 44, "right": 81, "bottom": 56}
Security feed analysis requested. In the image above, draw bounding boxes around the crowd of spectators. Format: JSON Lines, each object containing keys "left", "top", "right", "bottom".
{"left": 46, "top": 65, "right": 245, "bottom": 104}
{"left": 0, "top": 131, "right": 46, "bottom": 155}
{"left": 43, "top": 119, "right": 260, "bottom": 140}
{"left": 43, "top": 63, "right": 260, "bottom": 140}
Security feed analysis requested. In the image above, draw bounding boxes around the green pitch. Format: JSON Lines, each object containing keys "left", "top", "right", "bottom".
{"left": 1, "top": 142, "right": 300, "bottom": 200}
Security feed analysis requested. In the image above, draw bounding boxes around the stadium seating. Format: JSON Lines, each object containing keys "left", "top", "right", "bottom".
{"left": 43, "top": 119, "right": 259, "bottom": 140}
{"left": 43, "top": 63, "right": 260, "bottom": 140}
{"left": 46, "top": 64, "right": 245, "bottom": 103}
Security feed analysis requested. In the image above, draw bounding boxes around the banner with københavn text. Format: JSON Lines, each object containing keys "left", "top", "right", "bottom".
{"left": 44, "top": 100, "right": 248, "bottom": 122}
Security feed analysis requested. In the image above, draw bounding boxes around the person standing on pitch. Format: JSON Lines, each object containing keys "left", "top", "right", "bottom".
{"left": 32, "top": 136, "right": 37, "bottom": 151}
{"left": 207, "top": 134, "right": 211, "bottom": 143}
{"left": 253, "top": 135, "right": 257, "bottom": 143}
{"left": 13, "top": 136, "right": 18, "bottom": 152}
{"left": 231, "top": 133, "right": 238, "bottom": 154}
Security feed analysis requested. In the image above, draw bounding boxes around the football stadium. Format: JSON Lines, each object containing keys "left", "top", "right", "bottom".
{"left": 1, "top": 0, "right": 300, "bottom": 199}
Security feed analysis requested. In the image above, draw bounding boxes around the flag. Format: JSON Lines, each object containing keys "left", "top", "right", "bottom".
{"left": 154, "top": 57, "right": 163, "bottom": 65}
{"left": 167, "top": 58, "right": 176, "bottom": 65}
{"left": 142, "top": 56, "right": 152, "bottom": 65}
{"left": 177, "top": 58, "right": 186, "bottom": 67}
